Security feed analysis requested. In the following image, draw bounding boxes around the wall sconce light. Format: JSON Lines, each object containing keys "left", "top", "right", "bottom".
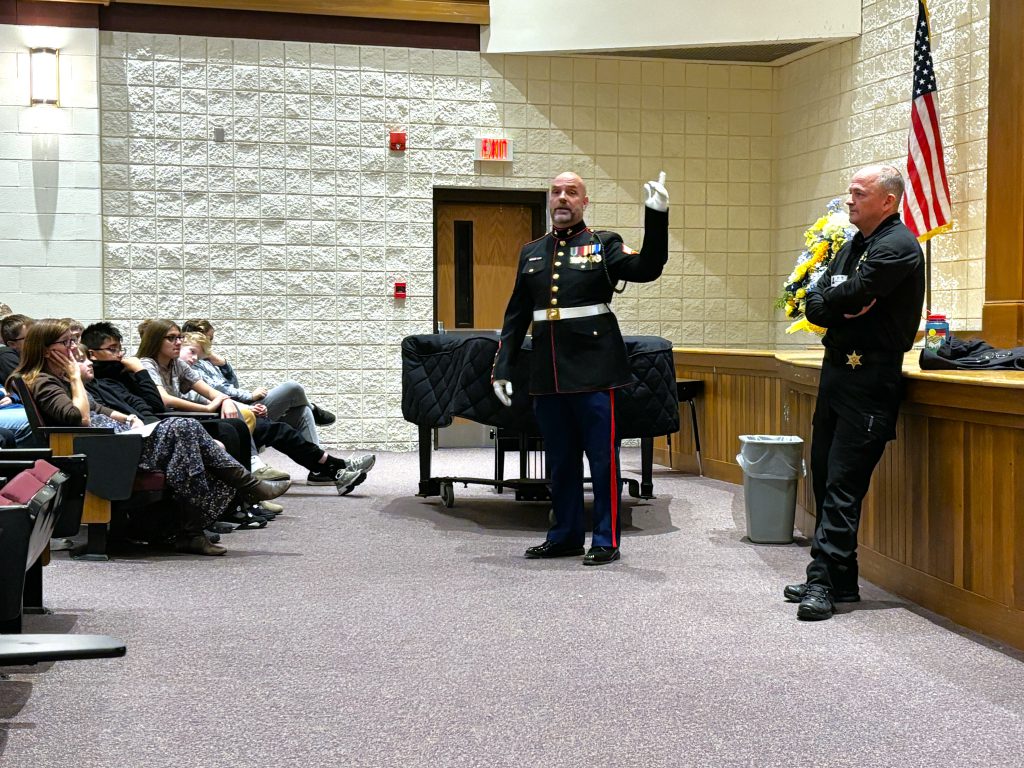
{"left": 29, "top": 47, "right": 60, "bottom": 106}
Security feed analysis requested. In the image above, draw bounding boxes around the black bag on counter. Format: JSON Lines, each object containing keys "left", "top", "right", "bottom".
{"left": 919, "top": 334, "right": 1024, "bottom": 370}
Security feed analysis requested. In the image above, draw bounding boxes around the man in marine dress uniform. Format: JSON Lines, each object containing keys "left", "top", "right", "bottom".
{"left": 492, "top": 170, "right": 670, "bottom": 565}
{"left": 786, "top": 164, "right": 925, "bottom": 619}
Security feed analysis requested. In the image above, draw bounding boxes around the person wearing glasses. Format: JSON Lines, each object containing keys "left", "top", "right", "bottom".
{"left": 1, "top": 313, "right": 33, "bottom": 384}
{"left": 135, "top": 318, "right": 291, "bottom": 484}
{"left": 8, "top": 319, "right": 291, "bottom": 555}
{"left": 181, "top": 318, "right": 336, "bottom": 431}
{"left": 178, "top": 333, "right": 373, "bottom": 493}
{"left": 81, "top": 322, "right": 253, "bottom": 469}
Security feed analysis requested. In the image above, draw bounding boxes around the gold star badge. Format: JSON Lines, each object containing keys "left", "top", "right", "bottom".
{"left": 846, "top": 351, "right": 862, "bottom": 369}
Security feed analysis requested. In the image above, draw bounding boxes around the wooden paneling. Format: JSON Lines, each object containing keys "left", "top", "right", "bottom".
{"left": 35, "top": 0, "right": 488, "bottom": 23}
{"left": 49, "top": 432, "right": 111, "bottom": 526}
{"left": 435, "top": 203, "right": 532, "bottom": 331}
{"left": 983, "top": 0, "right": 1024, "bottom": 345}
{"left": 666, "top": 348, "right": 1024, "bottom": 652}
{"left": 658, "top": 351, "right": 784, "bottom": 484}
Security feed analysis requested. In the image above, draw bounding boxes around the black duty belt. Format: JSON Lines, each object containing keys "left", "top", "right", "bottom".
{"left": 823, "top": 348, "right": 905, "bottom": 369}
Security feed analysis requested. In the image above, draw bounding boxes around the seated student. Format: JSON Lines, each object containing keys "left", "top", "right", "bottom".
{"left": 1, "top": 314, "right": 33, "bottom": 384}
{"left": 9, "top": 319, "right": 290, "bottom": 555}
{"left": 178, "top": 334, "right": 374, "bottom": 494}
{"left": 180, "top": 333, "right": 375, "bottom": 486}
{"left": 180, "top": 330, "right": 325, "bottom": 446}
{"left": 81, "top": 322, "right": 251, "bottom": 468}
{"left": 136, "top": 318, "right": 290, "bottom": 483}
{"left": 0, "top": 383, "right": 32, "bottom": 446}
{"left": 181, "top": 318, "right": 335, "bottom": 427}
{"left": 79, "top": 331, "right": 275, "bottom": 527}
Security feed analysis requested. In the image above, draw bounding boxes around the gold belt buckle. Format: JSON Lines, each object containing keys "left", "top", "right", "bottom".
{"left": 546, "top": 307, "right": 561, "bottom": 321}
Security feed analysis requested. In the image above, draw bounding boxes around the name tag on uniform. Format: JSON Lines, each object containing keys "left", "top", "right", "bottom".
{"left": 831, "top": 275, "right": 848, "bottom": 287}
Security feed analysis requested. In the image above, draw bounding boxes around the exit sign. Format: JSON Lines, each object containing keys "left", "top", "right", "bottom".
{"left": 475, "top": 137, "right": 513, "bottom": 161}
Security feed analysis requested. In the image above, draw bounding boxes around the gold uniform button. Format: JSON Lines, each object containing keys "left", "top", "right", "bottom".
{"left": 557, "top": 251, "right": 564, "bottom": 257}
{"left": 559, "top": 240, "right": 566, "bottom": 246}
{"left": 554, "top": 261, "right": 562, "bottom": 267}
{"left": 552, "top": 285, "right": 559, "bottom": 292}
{"left": 592, "top": 331, "right": 598, "bottom": 336}
{"left": 550, "top": 298, "right": 558, "bottom": 306}
{"left": 553, "top": 273, "right": 560, "bottom": 280}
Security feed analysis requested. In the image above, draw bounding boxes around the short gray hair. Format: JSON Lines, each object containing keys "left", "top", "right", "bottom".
{"left": 875, "top": 164, "right": 905, "bottom": 204}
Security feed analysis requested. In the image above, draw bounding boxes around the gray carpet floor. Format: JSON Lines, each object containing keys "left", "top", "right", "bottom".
{"left": 2, "top": 447, "right": 1023, "bottom": 767}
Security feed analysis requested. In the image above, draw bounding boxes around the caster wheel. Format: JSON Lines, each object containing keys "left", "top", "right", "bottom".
{"left": 440, "top": 482, "right": 455, "bottom": 508}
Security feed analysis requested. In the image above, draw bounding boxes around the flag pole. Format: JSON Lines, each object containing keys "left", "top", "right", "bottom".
{"left": 926, "top": 239, "right": 932, "bottom": 311}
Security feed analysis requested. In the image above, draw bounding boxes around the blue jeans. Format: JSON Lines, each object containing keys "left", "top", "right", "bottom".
{"left": 0, "top": 405, "right": 33, "bottom": 445}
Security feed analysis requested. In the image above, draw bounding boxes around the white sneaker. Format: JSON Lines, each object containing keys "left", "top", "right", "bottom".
{"left": 334, "top": 467, "right": 366, "bottom": 496}
{"left": 346, "top": 453, "right": 376, "bottom": 474}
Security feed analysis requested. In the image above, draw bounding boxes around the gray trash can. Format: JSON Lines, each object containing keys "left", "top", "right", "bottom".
{"left": 736, "top": 435, "right": 805, "bottom": 544}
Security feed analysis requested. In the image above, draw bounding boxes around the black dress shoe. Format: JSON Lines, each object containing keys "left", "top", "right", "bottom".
{"left": 524, "top": 540, "right": 585, "bottom": 559}
{"left": 796, "top": 584, "right": 835, "bottom": 620}
{"left": 582, "top": 546, "right": 620, "bottom": 566}
{"left": 784, "top": 582, "right": 860, "bottom": 603}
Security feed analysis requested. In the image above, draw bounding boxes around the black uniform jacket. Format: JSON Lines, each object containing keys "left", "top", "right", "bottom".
{"left": 805, "top": 213, "right": 924, "bottom": 354}
{"left": 494, "top": 206, "right": 668, "bottom": 395}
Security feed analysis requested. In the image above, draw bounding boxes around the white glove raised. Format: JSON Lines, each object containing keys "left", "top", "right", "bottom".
{"left": 492, "top": 379, "right": 513, "bottom": 407}
{"left": 643, "top": 171, "right": 669, "bottom": 212}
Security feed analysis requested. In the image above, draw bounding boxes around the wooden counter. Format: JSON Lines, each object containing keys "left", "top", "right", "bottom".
{"left": 659, "top": 347, "right": 1024, "bottom": 651}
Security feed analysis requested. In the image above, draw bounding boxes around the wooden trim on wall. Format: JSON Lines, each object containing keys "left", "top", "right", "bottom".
{"left": 100, "top": 2, "right": 481, "bottom": 48}
{"left": 0, "top": 0, "right": 101, "bottom": 26}
{"left": 1, "top": 1, "right": 481, "bottom": 49}
{"left": 982, "top": 0, "right": 1024, "bottom": 346}
{"left": 116, "top": 0, "right": 488, "bottom": 24}
{"left": 28, "top": 0, "right": 487, "bottom": 23}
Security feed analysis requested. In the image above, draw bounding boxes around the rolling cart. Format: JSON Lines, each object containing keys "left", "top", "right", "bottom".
{"left": 403, "top": 333, "right": 677, "bottom": 509}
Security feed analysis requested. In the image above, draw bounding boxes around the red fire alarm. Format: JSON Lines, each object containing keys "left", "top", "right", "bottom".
{"left": 389, "top": 131, "right": 406, "bottom": 151}
{"left": 394, "top": 281, "right": 407, "bottom": 299}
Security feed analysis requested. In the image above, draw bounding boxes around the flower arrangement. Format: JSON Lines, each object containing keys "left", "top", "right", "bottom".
{"left": 775, "top": 198, "right": 856, "bottom": 335}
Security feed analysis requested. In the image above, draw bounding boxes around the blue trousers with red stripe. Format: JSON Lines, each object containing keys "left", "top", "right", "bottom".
{"left": 534, "top": 390, "right": 622, "bottom": 549}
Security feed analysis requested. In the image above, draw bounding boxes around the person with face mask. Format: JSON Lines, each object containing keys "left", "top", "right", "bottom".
{"left": 492, "top": 170, "right": 670, "bottom": 566}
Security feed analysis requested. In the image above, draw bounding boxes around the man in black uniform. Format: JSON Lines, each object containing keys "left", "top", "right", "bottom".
{"left": 492, "top": 170, "right": 669, "bottom": 565}
{"left": 786, "top": 164, "right": 925, "bottom": 620}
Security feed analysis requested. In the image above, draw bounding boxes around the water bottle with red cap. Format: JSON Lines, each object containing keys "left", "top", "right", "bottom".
{"left": 924, "top": 313, "right": 950, "bottom": 350}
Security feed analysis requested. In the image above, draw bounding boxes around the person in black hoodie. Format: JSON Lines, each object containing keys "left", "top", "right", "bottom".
{"left": 81, "top": 322, "right": 369, "bottom": 497}
{"left": 81, "top": 323, "right": 251, "bottom": 466}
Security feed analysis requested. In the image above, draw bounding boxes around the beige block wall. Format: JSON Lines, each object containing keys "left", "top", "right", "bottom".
{"left": 94, "top": 0, "right": 990, "bottom": 450}
{"left": 98, "top": 34, "right": 775, "bottom": 449}
{"left": 773, "top": 0, "right": 989, "bottom": 343}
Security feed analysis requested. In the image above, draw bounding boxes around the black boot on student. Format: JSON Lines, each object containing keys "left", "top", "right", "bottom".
{"left": 209, "top": 463, "right": 291, "bottom": 502}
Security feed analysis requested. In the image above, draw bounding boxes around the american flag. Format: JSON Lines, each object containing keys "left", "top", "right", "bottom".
{"left": 902, "top": 0, "right": 952, "bottom": 242}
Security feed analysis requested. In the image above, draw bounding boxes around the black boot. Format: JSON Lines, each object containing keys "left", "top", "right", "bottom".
{"left": 209, "top": 463, "right": 291, "bottom": 502}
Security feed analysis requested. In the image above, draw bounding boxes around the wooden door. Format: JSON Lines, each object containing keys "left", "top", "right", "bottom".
{"left": 436, "top": 203, "right": 534, "bottom": 330}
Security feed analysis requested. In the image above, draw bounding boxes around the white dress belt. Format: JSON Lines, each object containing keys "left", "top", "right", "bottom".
{"left": 532, "top": 303, "right": 611, "bottom": 322}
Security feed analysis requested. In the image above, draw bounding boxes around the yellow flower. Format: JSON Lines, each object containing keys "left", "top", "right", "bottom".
{"left": 795, "top": 288, "right": 806, "bottom": 299}
{"left": 785, "top": 317, "right": 826, "bottom": 335}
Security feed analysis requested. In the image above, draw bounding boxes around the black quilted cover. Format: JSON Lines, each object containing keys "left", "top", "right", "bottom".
{"left": 401, "top": 334, "right": 679, "bottom": 439}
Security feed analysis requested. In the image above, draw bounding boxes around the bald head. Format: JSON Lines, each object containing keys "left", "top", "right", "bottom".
{"left": 549, "top": 171, "right": 589, "bottom": 229}
{"left": 846, "top": 164, "right": 905, "bottom": 236}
